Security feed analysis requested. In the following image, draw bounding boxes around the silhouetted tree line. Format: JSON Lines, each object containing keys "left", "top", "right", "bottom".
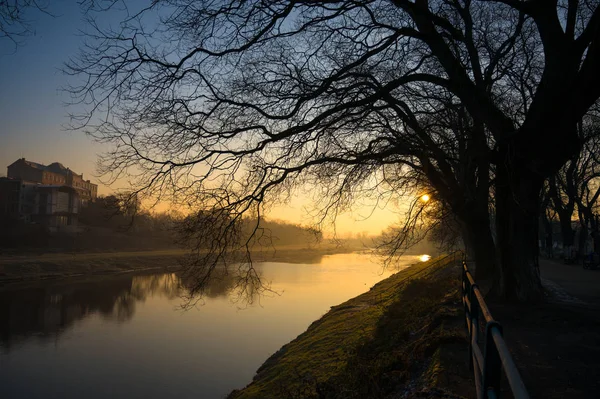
{"left": 0, "top": 193, "right": 324, "bottom": 253}
{"left": 0, "top": 193, "right": 180, "bottom": 251}
{"left": 539, "top": 116, "right": 600, "bottom": 260}
{"left": 177, "top": 209, "right": 322, "bottom": 252}
{"left": 79, "top": 194, "right": 177, "bottom": 235}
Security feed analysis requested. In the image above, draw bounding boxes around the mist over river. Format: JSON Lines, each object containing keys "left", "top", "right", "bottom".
{"left": 0, "top": 252, "right": 426, "bottom": 399}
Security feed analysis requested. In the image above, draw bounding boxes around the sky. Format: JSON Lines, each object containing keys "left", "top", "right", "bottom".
{"left": 0, "top": 1, "right": 404, "bottom": 236}
{"left": 0, "top": 2, "right": 100, "bottom": 185}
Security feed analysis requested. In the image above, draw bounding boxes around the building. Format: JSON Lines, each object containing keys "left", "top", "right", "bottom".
{"left": 7, "top": 158, "right": 98, "bottom": 202}
{"left": 0, "top": 177, "right": 80, "bottom": 229}
{"left": 1, "top": 159, "right": 97, "bottom": 229}
{"left": 0, "top": 178, "right": 23, "bottom": 219}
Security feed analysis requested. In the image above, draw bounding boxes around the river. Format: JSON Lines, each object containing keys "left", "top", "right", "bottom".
{"left": 0, "top": 252, "right": 427, "bottom": 399}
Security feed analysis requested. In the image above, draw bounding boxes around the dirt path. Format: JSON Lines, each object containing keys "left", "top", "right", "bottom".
{"left": 539, "top": 258, "right": 600, "bottom": 303}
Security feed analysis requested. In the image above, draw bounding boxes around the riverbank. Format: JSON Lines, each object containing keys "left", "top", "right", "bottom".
{"left": 0, "top": 249, "right": 184, "bottom": 285}
{"left": 228, "top": 254, "right": 473, "bottom": 399}
{"left": 0, "top": 245, "right": 364, "bottom": 285}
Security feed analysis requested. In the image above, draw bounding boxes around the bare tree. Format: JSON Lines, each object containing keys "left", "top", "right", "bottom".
{"left": 0, "top": 0, "right": 49, "bottom": 47}
{"left": 544, "top": 111, "right": 600, "bottom": 258}
{"left": 66, "top": 1, "right": 600, "bottom": 301}
{"left": 574, "top": 129, "right": 600, "bottom": 254}
{"left": 548, "top": 152, "right": 579, "bottom": 255}
{"left": 539, "top": 181, "right": 556, "bottom": 257}
{"left": 377, "top": 99, "right": 496, "bottom": 280}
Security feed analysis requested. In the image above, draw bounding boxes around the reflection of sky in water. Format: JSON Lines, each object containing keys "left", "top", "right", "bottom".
{"left": 0, "top": 253, "right": 422, "bottom": 399}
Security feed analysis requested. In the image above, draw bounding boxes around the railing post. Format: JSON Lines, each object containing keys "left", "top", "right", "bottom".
{"left": 483, "top": 321, "right": 503, "bottom": 398}
{"left": 462, "top": 265, "right": 470, "bottom": 336}
{"left": 462, "top": 266, "right": 467, "bottom": 300}
{"left": 468, "top": 283, "right": 479, "bottom": 372}
{"left": 462, "top": 261, "right": 529, "bottom": 399}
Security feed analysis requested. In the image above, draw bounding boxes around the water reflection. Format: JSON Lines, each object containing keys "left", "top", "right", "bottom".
{"left": 0, "top": 265, "right": 271, "bottom": 352}
{"left": 0, "top": 252, "right": 418, "bottom": 353}
{"left": 0, "top": 253, "right": 423, "bottom": 399}
{"left": 250, "top": 249, "right": 327, "bottom": 265}
{"left": 0, "top": 273, "right": 178, "bottom": 351}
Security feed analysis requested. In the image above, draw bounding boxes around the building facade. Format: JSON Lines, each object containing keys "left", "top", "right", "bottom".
{"left": 7, "top": 159, "right": 98, "bottom": 202}
{"left": 1, "top": 159, "right": 97, "bottom": 229}
{"left": 0, "top": 178, "right": 23, "bottom": 219}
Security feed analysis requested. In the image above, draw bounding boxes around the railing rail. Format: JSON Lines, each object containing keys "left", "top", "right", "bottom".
{"left": 462, "top": 261, "right": 530, "bottom": 399}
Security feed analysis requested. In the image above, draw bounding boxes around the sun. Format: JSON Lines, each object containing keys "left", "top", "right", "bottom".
{"left": 421, "top": 194, "right": 430, "bottom": 202}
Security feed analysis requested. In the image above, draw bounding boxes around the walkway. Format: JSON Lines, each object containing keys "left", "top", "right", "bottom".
{"left": 539, "top": 258, "right": 600, "bottom": 304}
{"left": 485, "top": 259, "right": 600, "bottom": 398}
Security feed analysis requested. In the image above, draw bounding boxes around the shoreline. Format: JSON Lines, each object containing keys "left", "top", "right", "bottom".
{"left": 0, "top": 251, "right": 183, "bottom": 287}
{"left": 0, "top": 246, "right": 369, "bottom": 286}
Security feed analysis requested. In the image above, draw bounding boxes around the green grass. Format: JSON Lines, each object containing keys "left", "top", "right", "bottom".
{"left": 229, "top": 255, "right": 468, "bottom": 399}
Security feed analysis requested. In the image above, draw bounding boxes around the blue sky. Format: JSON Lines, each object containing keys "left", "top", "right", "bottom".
{"left": 0, "top": 2, "right": 115, "bottom": 194}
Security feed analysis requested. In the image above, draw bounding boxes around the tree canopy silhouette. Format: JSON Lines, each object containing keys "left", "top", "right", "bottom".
{"left": 0, "top": 0, "right": 50, "bottom": 47}
{"left": 67, "top": 0, "right": 600, "bottom": 301}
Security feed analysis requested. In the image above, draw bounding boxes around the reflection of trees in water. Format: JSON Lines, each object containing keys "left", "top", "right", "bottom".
{"left": 0, "top": 267, "right": 263, "bottom": 351}
{"left": 250, "top": 249, "right": 326, "bottom": 265}
{"left": 0, "top": 276, "right": 135, "bottom": 351}
{"left": 178, "top": 263, "right": 270, "bottom": 308}
{"left": 130, "top": 273, "right": 181, "bottom": 300}
{"left": 0, "top": 273, "right": 181, "bottom": 351}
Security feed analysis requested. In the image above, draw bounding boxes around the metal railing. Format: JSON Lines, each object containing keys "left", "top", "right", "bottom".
{"left": 462, "top": 261, "right": 530, "bottom": 399}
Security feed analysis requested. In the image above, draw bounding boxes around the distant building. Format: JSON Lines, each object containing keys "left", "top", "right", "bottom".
{"left": 7, "top": 158, "right": 98, "bottom": 202}
{"left": 0, "top": 177, "right": 80, "bottom": 229}
{"left": 0, "top": 178, "right": 23, "bottom": 219}
{"left": 0, "top": 158, "right": 97, "bottom": 230}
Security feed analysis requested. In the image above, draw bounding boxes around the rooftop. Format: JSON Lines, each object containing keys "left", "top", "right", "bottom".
{"left": 11, "top": 158, "right": 83, "bottom": 178}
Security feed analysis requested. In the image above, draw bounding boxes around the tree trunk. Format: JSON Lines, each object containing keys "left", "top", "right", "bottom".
{"left": 594, "top": 215, "right": 600, "bottom": 253}
{"left": 589, "top": 214, "right": 600, "bottom": 253}
{"left": 579, "top": 208, "right": 599, "bottom": 254}
{"left": 495, "top": 163, "right": 544, "bottom": 302}
{"left": 539, "top": 210, "right": 553, "bottom": 257}
{"left": 558, "top": 213, "right": 575, "bottom": 249}
{"left": 459, "top": 211, "right": 497, "bottom": 282}
{"left": 577, "top": 221, "right": 588, "bottom": 258}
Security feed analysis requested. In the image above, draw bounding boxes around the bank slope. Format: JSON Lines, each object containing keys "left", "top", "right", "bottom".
{"left": 229, "top": 255, "right": 473, "bottom": 399}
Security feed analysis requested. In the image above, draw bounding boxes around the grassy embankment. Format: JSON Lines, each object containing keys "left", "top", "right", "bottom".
{"left": 229, "top": 254, "right": 473, "bottom": 399}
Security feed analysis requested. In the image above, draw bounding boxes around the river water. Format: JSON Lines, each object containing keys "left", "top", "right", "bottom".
{"left": 0, "top": 252, "right": 425, "bottom": 399}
